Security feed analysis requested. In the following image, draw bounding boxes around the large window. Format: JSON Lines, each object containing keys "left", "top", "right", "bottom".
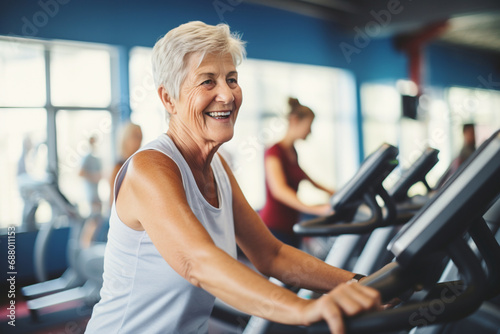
{"left": 361, "top": 82, "right": 428, "bottom": 189}
{"left": 128, "top": 46, "right": 166, "bottom": 145}
{"left": 0, "top": 36, "right": 119, "bottom": 230}
{"left": 361, "top": 83, "right": 401, "bottom": 155}
{"left": 447, "top": 86, "right": 500, "bottom": 149}
{"left": 0, "top": 108, "right": 47, "bottom": 226}
{"left": 129, "top": 48, "right": 359, "bottom": 209}
{"left": 361, "top": 82, "right": 500, "bottom": 194}
{"left": 56, "top": 110, "right": 114, "bottom": 216}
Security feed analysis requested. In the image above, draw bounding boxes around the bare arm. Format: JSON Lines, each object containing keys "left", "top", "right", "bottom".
{"left": 265, "top": 155, "right": 331, "bottom": 216}
{"left": 223, "top": 156, "right": 353, "bottom": 292}
{"left": 116, "top": 151, "right": 380, "bottom": 333}
{"left": 305, "top": 173, "right": 335, "bottom": 196}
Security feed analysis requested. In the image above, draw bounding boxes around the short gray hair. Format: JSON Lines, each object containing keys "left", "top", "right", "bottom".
{"left": 152, "top": 21, "right": 246, "bottom": 100}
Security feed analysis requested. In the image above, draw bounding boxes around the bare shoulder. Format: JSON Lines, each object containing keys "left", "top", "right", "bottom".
{"left": 116, "top": 150, "right": 184, "bottom": 230}
{"left": 129, "top": 150, "right": 181, "bottom": 177}
{"left": 125, "top": 149, "right": 184, "bottom": 199}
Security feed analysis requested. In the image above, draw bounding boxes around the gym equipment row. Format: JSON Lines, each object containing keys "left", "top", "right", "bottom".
{"left": 308, "top": 129, "right": 500, "bottom": 333}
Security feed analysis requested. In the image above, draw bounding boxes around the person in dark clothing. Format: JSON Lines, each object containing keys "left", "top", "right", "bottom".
{"left": 436, "top": 123, "right": 476, "bottom": 189}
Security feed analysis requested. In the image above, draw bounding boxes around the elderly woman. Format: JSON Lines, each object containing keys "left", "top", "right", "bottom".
{"left": 85, "top": 21, "right": 380, "bottom": 334}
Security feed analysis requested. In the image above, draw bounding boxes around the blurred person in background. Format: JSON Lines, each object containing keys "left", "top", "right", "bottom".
{"left": 259, "top": 97, "right": 335, "bottom": 248}
{"left": 109, "top": 122, "right": 143, "bottom": 206}
{"left": 436, "top": 123, "right": 476, "bottom": 189}
{"left": 79, "top": 135, "right": 103, "bottom": 216}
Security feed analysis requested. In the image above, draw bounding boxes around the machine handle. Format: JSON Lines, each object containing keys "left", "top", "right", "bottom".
{"left": 307, "top": 237, "right": 489, "bottom": 333}
{"left": 294, "top": 192, "right": 382, "bottom": 236}
{"left": 294, "top": 184, "right": 400, "bottom": 237}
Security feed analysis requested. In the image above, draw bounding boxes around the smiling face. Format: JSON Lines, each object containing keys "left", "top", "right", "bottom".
{"left": 163, "top": 52, "right": 242, "bottom": 147}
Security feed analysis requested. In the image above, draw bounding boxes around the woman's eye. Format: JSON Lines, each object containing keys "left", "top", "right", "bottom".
{"left": 202, "top": 79, "right": 213, "bottom": 86}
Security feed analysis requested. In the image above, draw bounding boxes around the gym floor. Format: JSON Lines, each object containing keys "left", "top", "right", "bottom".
{"left": 0, "top": 295, "right": 91, "bottom": 334}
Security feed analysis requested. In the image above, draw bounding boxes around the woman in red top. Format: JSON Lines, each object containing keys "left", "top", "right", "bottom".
{"left": 259, "top": 98, "right": 335, "bottom": 247}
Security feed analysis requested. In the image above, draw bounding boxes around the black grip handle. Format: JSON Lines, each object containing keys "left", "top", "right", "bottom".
{"left": 293, "top": 213, "right": 379, "bottom": 236}
{"left": 294, "top": 191, "right": 383, "bottom": 237}
{"left": 307, "top": 237, "right": 489, "bottom": 333}
{"left": 307, "top": 283, "right": 482, "bottom": 334}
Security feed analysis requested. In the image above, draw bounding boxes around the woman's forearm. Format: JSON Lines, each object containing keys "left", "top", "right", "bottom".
{"left": 272, "top": 185, "right": 320, "bottom": 214}
{"left": 191, "top": 244, "right": 382, "bottom": 334}
{"left": 269, "top": 184, "right": 331, "bottom": 217}
{"left": 267, "top": 243, "right": 355, "bottom": 293}
{"left": 265, "top": 156, "right": 327, "bottom": 215}
{"left": 188, "top": 241, "right": 363, "bottom": 331}
{"left": 189, "top": 245, "right": 311, "bottom": 325}
{"left": 306, "top": 175, "right": 335, "bottom": 196}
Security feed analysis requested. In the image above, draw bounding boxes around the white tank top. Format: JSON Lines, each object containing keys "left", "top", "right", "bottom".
{"left": 85, "top": 133, "right": 236, "bottom": 334}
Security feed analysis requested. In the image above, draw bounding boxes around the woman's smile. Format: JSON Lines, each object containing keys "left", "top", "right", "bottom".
{"left": 205, "top": 110, "right": 232, "bottom": 119}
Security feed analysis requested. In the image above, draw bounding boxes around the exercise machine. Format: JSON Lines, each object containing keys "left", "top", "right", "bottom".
{"left": 408, "top": 197, "right": 500, "bottom": 334}
{"left": 20, "top": 175, "right": 86, "bottom": 297}
{"left": 295, "top": 146, "right": 439, "bottom": 275}
{"left": 20, "top": 176, "right": 105, "bottom": 321}
{"left": 307, "top": 129, "right": 500, "bottom": 333}
{"left": 352, "top": 146, "right": 440, "bottom": 276}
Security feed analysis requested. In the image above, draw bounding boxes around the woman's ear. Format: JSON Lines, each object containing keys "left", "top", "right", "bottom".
{"left": 158, "top": 86, "right": 176, "bottom": 115}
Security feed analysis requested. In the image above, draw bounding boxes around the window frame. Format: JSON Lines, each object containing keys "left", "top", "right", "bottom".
{"left": 0, "top": 36, "right": 122, "bottom": 231}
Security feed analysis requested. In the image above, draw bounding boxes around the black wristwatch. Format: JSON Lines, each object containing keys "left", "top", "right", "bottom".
{"left": 348, "top": 273, "right": 366, "bottom": 283}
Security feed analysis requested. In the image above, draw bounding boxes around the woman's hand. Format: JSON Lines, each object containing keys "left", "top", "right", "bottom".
{"left": 310, "top": 203, "right": 334, "bottom": 216}
{"left": 301, "top": 282, "right": 382, "bottom": 334}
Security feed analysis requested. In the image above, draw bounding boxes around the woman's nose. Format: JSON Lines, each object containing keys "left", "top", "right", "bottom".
{"left": 215, "top": 82, "right": 235, "bottom": 105}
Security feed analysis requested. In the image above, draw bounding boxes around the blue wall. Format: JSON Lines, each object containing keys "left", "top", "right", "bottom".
{"left": 427, "top": 43, "right": 500, "bottom": 89}
{"left": 1, "top": 0, "right": 498, "bottom": 157}
{"left": 0, "top": 0, "right": 409, "bottom": 73}
{"left": 1, "top": 0, "right": 497, "bottom": 89}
